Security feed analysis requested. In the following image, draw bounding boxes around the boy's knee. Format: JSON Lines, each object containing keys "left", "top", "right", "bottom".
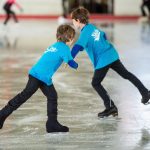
{"left": 53, "top": 92, "right": 58, "bottom": 100}
{"left": 23, "top": 88, "right": 35, "bottom": 96}
{"left": 121, "top": 71, "right": 131, "bottom": 80}
{"left": 91, "top": 78, "right": 100, "bottom": 88}
{"left": 48, "top": 92, "right": 58, "bottom": 100}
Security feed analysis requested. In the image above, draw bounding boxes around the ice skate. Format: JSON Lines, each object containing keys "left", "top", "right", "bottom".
{"left": 0, "top": 113, "right": 7, "bottom": 129}
{"left": 98, "top": 106, "right": 118, "bottom": 118}
{"left": 46, "top": 118, "right": 69, "bottom": 133}
{"left": 0, "top": 104, "right": 13, "bottom": 129}
{"left": 141, "top": 91, "right": 150, "bottom": 105}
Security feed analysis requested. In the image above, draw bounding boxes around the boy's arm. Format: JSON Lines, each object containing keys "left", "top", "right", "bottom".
{"left": 68, "top": 60, "right": 78, "bottom": 69}
{"left": 62, "top": 47, "right": 78, "bottom": 70}
{"left": 71, "top": 44, "right": 84, "bottom": 59}
{"left": 14, "top": 1, "right": 23, "bottom": 11}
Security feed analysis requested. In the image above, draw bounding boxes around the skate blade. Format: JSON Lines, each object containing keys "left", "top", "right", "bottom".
{"left": 98, "top": 112, "right": 118, "bottom": 119}
{"left": 98, "top": 115, "right": 121, "bottom": 122}
{"left": 112, "top": 113, "right": 118, "bottom": 117}
{"left": 144, "top": 101, "right": 150, "bottom": 105}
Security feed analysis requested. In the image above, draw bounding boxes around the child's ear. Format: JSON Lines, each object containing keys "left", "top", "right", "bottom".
{"left": 77, "top": 19, "right": 80, "bottom": 23}
{"left": 75, "top": 19, "right": 80, "bottom": 23}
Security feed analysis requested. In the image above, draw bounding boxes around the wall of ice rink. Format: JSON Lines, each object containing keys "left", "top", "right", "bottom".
{"left": 0, "top": 0, "right": 62, "bottom": 15}
{"left": 115, "top": 0, "right": 142, "bottom": 15}
{"left": 0, "top": 0, "right": 142, "bottom": 16}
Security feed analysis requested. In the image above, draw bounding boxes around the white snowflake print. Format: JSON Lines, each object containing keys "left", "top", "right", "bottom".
{"left": 91, "top": 29, "right": 100, "bottom": 41}
{"left": 45, "top": 47, "right": 58, "bottom": 53}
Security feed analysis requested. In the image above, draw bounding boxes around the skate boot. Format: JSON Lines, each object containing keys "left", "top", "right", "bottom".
{"left": 46, "top": 115, "right": 69, "bottom": 133}
{"left": 0, "top": 104, "right": 14, "bottom": 129}
{"left": 46, "top": 96, "right": 69, "bottom": 133}
{"left": 98, "top": 106, "right": 118, "bottom": 118}
{"left": 141, "top": 91, "right": 150, "bottom": 105}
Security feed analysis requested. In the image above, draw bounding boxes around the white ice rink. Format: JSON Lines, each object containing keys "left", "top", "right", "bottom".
{"left": 0, "top": 19, "right": 150, "bottom": 150}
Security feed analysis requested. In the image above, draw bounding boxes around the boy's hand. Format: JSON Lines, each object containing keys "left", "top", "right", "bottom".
{"left": 68, "top": 60, "right": 78, "bottom": 70}
{"left": 20, "top": 8, "right": 24, "bottom": 13}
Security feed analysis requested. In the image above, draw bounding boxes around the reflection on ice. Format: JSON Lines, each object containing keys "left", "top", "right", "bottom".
{"left": 0, "top": 20, "right": 150, "bottom": 150}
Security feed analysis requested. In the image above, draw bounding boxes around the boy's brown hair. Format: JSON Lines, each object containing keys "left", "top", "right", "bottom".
{"left": 56, "top": 24, "right": 75, "bottom": 43}
{"left": 71, "top": 7, "right": 89, "bottom": 24}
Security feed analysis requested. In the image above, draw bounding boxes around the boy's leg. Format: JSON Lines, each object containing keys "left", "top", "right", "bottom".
{"left": 4, "top": 10, "right": 10, "bottom": 25}
{"left": 110, "top": 60, "right": 150, "bottom": 104}
{"left": 141, "top": 3, "right": 147, "bottom": 16}
{"left": 91, "top": 66, "right": 118, "bottom": 118}
{"left": 62, "top": 0, "right": 68, "bottom": 17}
{"left": 11, "top": 10, "right": 18, "bottom": 23}
{"left": 0, "top": 75, "right": 40, "bottom": 129}
{"left": 147, "top": 5, "right": 150, "bottom": 18}
{"left": 92, "top": 66, "right": 115, "bottom": 109}
{"left": 40, "top": 83, "right": 69, "bottom": 133}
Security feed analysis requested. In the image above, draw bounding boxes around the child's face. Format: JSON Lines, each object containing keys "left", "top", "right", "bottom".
{"left": 72, "top": 19, "right": 80, "bottom": 29}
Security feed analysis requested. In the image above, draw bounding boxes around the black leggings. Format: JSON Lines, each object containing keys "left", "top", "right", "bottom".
{"left": 4, "top": 7, "right": 18, "bottom": 25}
{"left": 91, "top": 60, "right": 148, "bottom": 109}
{"left": 8, "top": 75, "right": 58, "bottom": 116}
{"left": 141, "top": 1, "right": 150, "bottom": 16}
{"left": 62, "top": 0, "right": 68, "bottom": 17}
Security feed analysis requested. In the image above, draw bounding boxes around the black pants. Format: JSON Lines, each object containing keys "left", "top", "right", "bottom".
{"left": 3, "top": 7, "right": 18, "bottom": 25}
{"left": 62, "top": 0, "right": 68, "bottom": 17}
{"left": 141, "top": 2, "right": 150, "bottom": 16}
{"left": 92, "top": 60, "right": 148, "bottom": 109}
{"left": 8, "top": 75, "right": 58, "bottom": 117}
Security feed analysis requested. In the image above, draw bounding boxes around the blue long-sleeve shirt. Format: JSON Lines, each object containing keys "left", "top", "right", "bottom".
{"left": 71, "top": 44, "right": 84, "bottom": 58}
{"left": 72, "top": 23, "right": 119, "bottom": 70}
{"left": 29, "top": 42, "right": 78, "bottom": 85}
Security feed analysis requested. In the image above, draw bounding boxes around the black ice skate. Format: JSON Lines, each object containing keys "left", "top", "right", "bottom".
{"left": 46, "top": 120, "right": 69, "bottom": 133}
{"left": 98, "top": 106, "right": 118, "bottom": 118}
{"left": 0, "top": 114, "right": 7, "bottom": 129}
{"left": 46, "top": 98, "right": 69, "bottom": 133}
{"left": 141, "top": 91, "right": 150, "bottom": 105}
{"left": 0, "top": 104, "right": 13, "bottom": 129}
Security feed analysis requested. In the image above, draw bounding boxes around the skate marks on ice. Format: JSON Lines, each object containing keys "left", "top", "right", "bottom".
{"left": 0, "top": 21, "right": 150, "bottom": 150}
{"left": 0, "top": 24, "right": 19, "bottom": 49}
{"left": 98, "top": 115, "right": 122, "bottom": 121}
{"left": 132, "top": 128, "right": 150, "bottom": 150}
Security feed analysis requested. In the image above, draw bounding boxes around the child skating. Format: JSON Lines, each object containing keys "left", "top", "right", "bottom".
{"left": 3, "top": 0, "right": 23, "bottom": 25}
{"left": 71, "top": 7, "right": 150, "bottom": 118}
{"left": 0, "top": 24, "right": 78, "bottom": 133}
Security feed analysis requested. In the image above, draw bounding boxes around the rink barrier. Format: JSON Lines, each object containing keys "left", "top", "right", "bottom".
{"left": 0, "top": 14, "right": 139, "bottom": 20}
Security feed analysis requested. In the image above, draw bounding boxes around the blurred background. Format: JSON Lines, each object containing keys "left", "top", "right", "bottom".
{"left": 0, "top": 0, "right": 147, "bottom": 18}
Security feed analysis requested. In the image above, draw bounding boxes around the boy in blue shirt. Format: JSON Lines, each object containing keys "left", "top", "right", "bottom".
{"left": 0, "top": 24, "right": 78, "bottom": 133}
{"left": 71, "top": 7, "right": 150, "bottom": 118}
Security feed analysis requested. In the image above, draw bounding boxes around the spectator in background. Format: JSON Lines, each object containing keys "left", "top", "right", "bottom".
{"left": 141, "top": 0, "right": 150, "bottom": 19}
{"left": 58, "top": 0, "right": 69, "bottom": 25}
{"left": 99, "top": 0, "right": 108, "bottom": 13}
{"left": 3, "top": 0, "right": 23, "bottom": 25}
{"left": 70, "top": 0, "right": 80, "bottom": 12}
{"left": 62, "top": 0, "right": 68, "bottom": 18}
{"left": 79, "top": 0, "right": 108, "bottom": 14}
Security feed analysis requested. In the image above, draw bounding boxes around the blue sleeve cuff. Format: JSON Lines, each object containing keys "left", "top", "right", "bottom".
{"left": 68, "top": 60, "right": 78, "bottom": 69}
{"left": 71, "top": 44, "right": 84, "bottom": 58}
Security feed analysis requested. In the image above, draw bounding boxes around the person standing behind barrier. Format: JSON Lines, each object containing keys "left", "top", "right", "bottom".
{"left": 3, "top": 0, "right": 23, "bottom": 25}
{"left": 62, "top": 0, "right": 68, "bottom": 18}
{"left": 58, "top": 0, "right": 69, "bottom": 25}
{"left": 141, "top": 0, "right": 150, "bottom": 19}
